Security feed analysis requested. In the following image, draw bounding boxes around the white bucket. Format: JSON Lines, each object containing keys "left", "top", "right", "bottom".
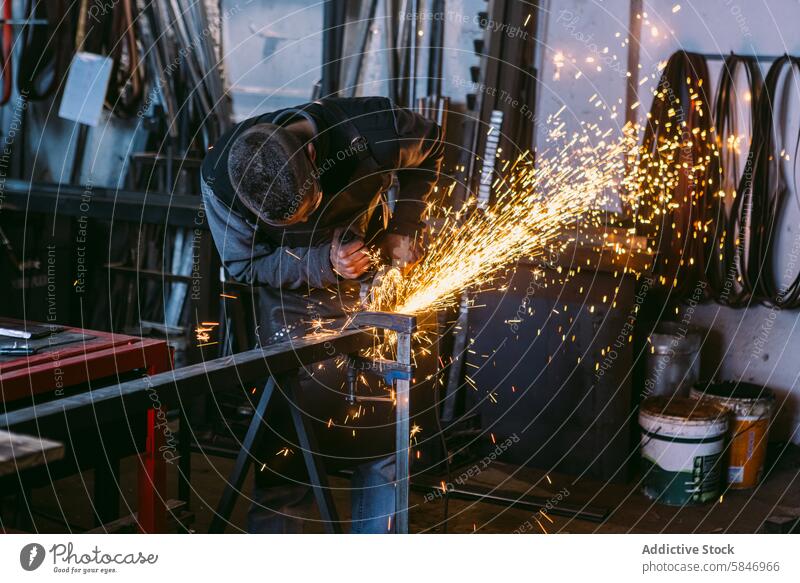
{"left": 639, "top": 396, "right": 729, "bottom": 505}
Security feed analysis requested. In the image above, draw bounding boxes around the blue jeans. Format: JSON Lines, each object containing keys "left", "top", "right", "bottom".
{"left": 247, "top": 456, "right": 396, "bottom": 533}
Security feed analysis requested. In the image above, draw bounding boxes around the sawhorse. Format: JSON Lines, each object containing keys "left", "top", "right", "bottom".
{"left": 209, "top": 312, "right": 416, "bottom": 534}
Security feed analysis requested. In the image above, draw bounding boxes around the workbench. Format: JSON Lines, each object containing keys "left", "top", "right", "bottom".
{"left": 1, "top": 313, "right": 421, "bottom": 533}
{"left": 0, "top": 320, "right": 172, "bottom": 532}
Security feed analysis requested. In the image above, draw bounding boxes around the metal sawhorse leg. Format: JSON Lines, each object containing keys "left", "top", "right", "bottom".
{"left": 208, "top": 373, "right": 341, "bottom": 533}
{"left": 346, "top": 312, "right": 416, "bottom": 534}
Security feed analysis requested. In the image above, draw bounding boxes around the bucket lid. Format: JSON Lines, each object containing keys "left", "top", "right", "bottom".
{"left": 690, "top": 381, "right": 774, "bottom": 417}
{"left": 640, "top": 395, "right": 727, "bottom": 422}
{"left": 692, "top": 381, "right": 773, "bottom": 401}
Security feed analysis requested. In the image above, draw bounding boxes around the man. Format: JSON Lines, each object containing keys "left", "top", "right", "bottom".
{"left": 200, "top": 97, "right": 444, "bottom": 533}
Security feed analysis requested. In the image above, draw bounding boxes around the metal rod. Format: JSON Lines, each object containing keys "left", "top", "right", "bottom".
{"left": 284, "top": 373, "right": 342, "bottom": 533}
{"left": 0, "top": 19, "right": 48, "bottom": 25}
{"left": 410, "top": 480, "right": 609, "bottom": 523}
{"left": 208, "top": 377, "right": 276, "bottom": 533}
{"left": 2, "top": 179, "right": 207, "bottom": 228}
{"left": 408, "top": 0, "right": 419, "bottom": 105}
{"left": 426, "top": 0, "right": 445, "bottom": 96}
{"left": 177, "top": 407, "right": 192, "bottom": 509}
{"left": 321, "top": 0, "right": 345, "bottom": 97}
{"left": 384, "top": 0, "right": 399, "bottom": 103}
{"left": 395, "top": 0, "right": 411, "bottom": 105}
{"left": 443, "top": 293, "right": 469, "bottom": 422}
{"left": 624, "top": 0, "right": 643, "bottom": 128}
{"left": 701, "top": 52, "right": 790, "bottom": 63}
{"left": 0, "top": 329, "right": 374, "bottom": 432}
{"left": 343, "top": 0, "right": 379, "bottom": 96}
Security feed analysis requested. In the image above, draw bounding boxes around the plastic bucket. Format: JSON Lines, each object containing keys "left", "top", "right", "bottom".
{"left": 639, "top": 396, "right": 729, "bottom": 505}
{"left": 690, "top": 382, "right": 774, "bottom": 489}
{"left": 644, "top": 322, "right": 703, "bottom": 398}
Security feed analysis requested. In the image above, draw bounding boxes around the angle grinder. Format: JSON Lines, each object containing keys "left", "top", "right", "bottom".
{"left": 337, "top": 229, "right": 403, "bottom": 309}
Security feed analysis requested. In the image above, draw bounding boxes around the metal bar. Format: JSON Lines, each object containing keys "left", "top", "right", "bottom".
{"left": 177, "top": 406, "right": 192, "bottom": 509}
{"left": 0, "top": 329, "right": 374, "bottom": 434}
{"left": 443, "top": 293, "right": 469, "bottom": 422}
{"left": 136, "top": 350, "right": 174, "bottom": 534}
{"left": 408, "top": 0, "right": 419, "bottom": 105}
{"left": 701, "top": 52, "right": 789, "bottom": 63}
{"left": 0, "top": 180, "right": 205, "bottom": 229}
{"left": 410, "top": 479, "right": 609, "bottom": 523}
{"left": 208, "top": 377, "right": 276, "bottom": 533}
{"left": 624, "top": 0, "right": 643, "bottom": 128}
{"left": 348, "top": 355, "right": 411, "bottom": 378}
{"left": 346, "top": 311, "right": 416, "bottom": 333}
{"left": 476, "top": 110, "right": 504, "bottom": 207}
{"left": 342, "top": 0, "right": 379, "bottom": 96}
{"left": 104, "top": 265, "right": 194, "bottom": 282}
{"left": 165, "top": 229, "right": 195, "bottom": 327}
{"left": 384, "top": 0, "right": 399, "bottom": 103}
{"left": 138, "top": 408, "right": 167, "bottom": 533}
{"left": 321, "top": 0, "right": 346, "bottom": 97}
{"left": 491, "top": 0, "right": 535, "bottom": 161}
{"left": 395, "top": 0, "right": 411, "bottom": 105}
{"left": 0, "top": 19, "right": 48, "bottom": 25}
{"left": 70, "top": 124, "right": 90, "bottom": 185}
{"left": 353, "top": 395, "right": 393, "bottom": 403}
{"left": 283, "top": 373, "right": 342, "bottom": 533}
{"left": 426, "top": 0, "right": 445, "bottom": 96}
{"left": 394, "top": 331, "right": 412, "bottom": 534}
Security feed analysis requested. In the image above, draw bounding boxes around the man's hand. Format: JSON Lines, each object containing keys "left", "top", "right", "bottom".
{"left": 380, "top": 233, "right": 422, "bottom": 276}
{"left": 330, "top": 228, "right": 371, "bottom": 279}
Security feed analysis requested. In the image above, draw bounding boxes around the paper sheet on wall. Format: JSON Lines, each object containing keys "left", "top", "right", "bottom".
{"left": 58, "top": 52, "right": 113, "bottom": 127}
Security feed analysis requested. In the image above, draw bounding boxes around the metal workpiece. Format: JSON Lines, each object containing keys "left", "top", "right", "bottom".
{"left": 357, "top": 264, "right": 386, "bottom": 307}
{"left": 0, "top": 329, "right": 375, "bottom": 434}
{"left": 346, "top": 310, "right": 417, "bottom": 334}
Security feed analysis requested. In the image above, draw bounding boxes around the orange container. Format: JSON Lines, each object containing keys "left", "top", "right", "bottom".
{"left": 691, "top": 382, "right": 774, "bottom": 489}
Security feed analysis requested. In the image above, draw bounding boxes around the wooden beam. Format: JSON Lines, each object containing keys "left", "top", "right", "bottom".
{"left": 0, "top": 430, "right": 64, "bottom": 476}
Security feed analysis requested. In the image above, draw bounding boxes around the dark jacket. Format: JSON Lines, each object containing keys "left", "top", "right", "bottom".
{"left": 201, "top": 96, "right": 444, "bottom": 296}
{"left": 200, "top": 98, "right": 443, "bottom": 481}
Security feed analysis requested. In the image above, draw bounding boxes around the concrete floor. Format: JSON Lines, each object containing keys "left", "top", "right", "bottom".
{"left": 14, "top": 442, "right": 800, "bottom": 534}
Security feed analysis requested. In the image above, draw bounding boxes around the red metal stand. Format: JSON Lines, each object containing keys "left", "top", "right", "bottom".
{"left": 0, "top": 322, "right": 172, "bottom": 533}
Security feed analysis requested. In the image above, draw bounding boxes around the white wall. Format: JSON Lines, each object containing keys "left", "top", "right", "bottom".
{"left": 534, "top": 0, "right": 631, "bottom": 152}
{"left": 222, "top": 0, "right": 323, "bottom": 120}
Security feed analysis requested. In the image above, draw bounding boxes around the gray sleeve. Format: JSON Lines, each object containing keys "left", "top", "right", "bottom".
{"left": 201, "top": 179, "right": 338, "bottom": 289}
